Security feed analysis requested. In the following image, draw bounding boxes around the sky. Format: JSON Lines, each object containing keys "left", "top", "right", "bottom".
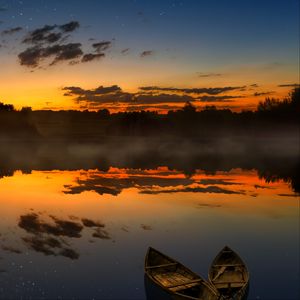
{"left": 0, "top": 0, "right": 299, "bottom": 112}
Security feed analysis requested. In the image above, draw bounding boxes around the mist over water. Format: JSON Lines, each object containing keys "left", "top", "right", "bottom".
{"left": 1, "top": 134, "right": 299, "bottom": 192}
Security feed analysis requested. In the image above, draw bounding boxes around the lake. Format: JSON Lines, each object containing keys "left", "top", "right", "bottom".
{"left": 0, "top": 139, "right": 299, "bottom": 299}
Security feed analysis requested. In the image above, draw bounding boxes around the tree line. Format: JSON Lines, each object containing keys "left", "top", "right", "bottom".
{"left": 0, "top": 88, "right": 299, "bottom": 139}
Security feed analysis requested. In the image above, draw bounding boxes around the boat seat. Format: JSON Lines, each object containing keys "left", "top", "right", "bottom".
{"left": 213, "top": 264, "right": 243, "bottom": 267}
{"left": 153, "top": 271, "right": 202, "bottom": 292}
{"left": 215, "top": 281, "right": 245, "bottom": 289}
{"left": 215, "top": 280, "right": 245, "bottom": 284}
{"left": 167, "top": 279, "right": 202, "bottom": 289}
{"left": 146, "top": 262, "right": 178, "bottom": 269}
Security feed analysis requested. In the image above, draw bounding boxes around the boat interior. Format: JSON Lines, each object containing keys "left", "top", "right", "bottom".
{"left": 146, "top": 249, "right": 218, "bottom": 299}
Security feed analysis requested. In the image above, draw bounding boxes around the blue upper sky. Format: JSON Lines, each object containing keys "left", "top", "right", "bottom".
{"left": 1, "top": 0, "right": 298, "bottom": 58}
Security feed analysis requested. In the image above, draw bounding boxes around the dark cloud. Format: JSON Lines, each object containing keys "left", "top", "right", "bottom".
{"left": 18, "top": 213, "right": 83, "bottom": 237}
{"left": 1, "top": 26, "right": 22, "bottom": 35}
{"left": 20, "top": 23, "right": 82, "bottom": 67}
{"left": 1, "top": 245, "right": 22, "bottom": 254}
{"left": 81, "top": 53, "right": 105, "bottom": 63}
{"left": 121, "top": 48, "right": 130, "bottom": 54}
{"left": 18, "top": 213, "right": 82, "bottom": 259}
{"left": 140, "top": 50, "right": 154, "bottom": 57}
{"left": 254, "top": 184, "right": 273, "bottom": 189}
{"left": 253, "top": 91, "right": 274, "bottom": 96}
{"left": 18, "top": 43, "right": 83, "bottom": 67}
{"left": 64, "top": 183, "right": 120, "bottom": 196}
{"left": 18, "top": 46, "right": 43, "bottom": 67}
{"left": 77, "top": 92, "right": 133, "bottom": 105}
{"left": 59, "top": 21, "right": 80, "bottom": 33}
{"left": 63, "top": 83, "right": 247, "bottom": 108}
{"left": 250, "top": 84, "right": 259, "bottom": 87}
{"left": 140, "top": 185, "right": 245, "bottom": 195}
{"left": 62, "top": 86, "right": 85, "bottom": 96}
{"left": 197, "top": 179, "right": 241, "bottom": 185}
{"left": 92, "top": 41, "right": 112, "bottom": 53}
{"left": 23, "top": 21, "right": 79, "bottom": 45}
{"left": 62, "top": 82, "right": 250, "bottom": 109}
{"left": 198, "top": 95, "right": 242, "bottom": 102}
{"left": 81, "top": 218, "right": 105, "bottom": 228}
{"left": 23, "top": 24, "right": 57, "bottom": 44}
{"left": 63, "top": 85, "right": 132, "bottom": 105}
{"left": 121, "top": 226, "right": 129, "bottom": 232}
{"left": 76, "top": 92, "right": 195, "bottom": 108}
{"left": 18, "top": 212, "right": 111, "bottom": 259}
{"left": 139, "top": 86, "right": 245, "bottom": 95}
{"left": 50, "top": 43, "right": 83, "bottom": 64}
{"left": 48, "top": 216, "right": 84, "bottom": 237}
{"left": 18, "top": 21, "right": 114, "bottom": 68}
{"left": 94, "top": 85, "right": 122, "bottom": 94}
{"left": 22, "top": 235, "right": 79, "bottom": 259}
{"left": 141, "top": 224, "right": 152, "bottom": 230}
{"left": 59, "top": 248, "right": 80, "bottom": 259}
{"left": 92, "top": 227, "right": 111, "bottom": 239}
{"left": 135, "top": 93, "right": 194, "bottom": 104}
{"left": 82, "top": 218, "right": 110, "bottom": 240}
{"left": 63, "top": 172, "right": 193, "bottom": 196}
{"left": 63, "top": 85, "right": 194, "bottom": 106}
{"left": 0, "top": 7, "right": 7, "bottom": 12}
{"left": 126, "top": 104, "right": 182, "bottom": 112}
{"left": 197, "top": 203, "right": 222, "bottom": 208}
{"left": 63, "top": 85, "right": 122, "bottom": 96}
{"left": 44, "top": 32, "right": 62, "bottom": 43}
{"left": 197, "top": 72, "right": 222, "bottom": 78}
{"left": 278, "top": 84, "right": 300, "bottom": 87}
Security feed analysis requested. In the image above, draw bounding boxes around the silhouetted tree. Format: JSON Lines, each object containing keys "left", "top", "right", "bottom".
{"left": 182, "top": 101, "right": 197, "bottom": 113}
{"left": 257, "top": 98, "right": 281, "bottom": 112}
{"left": 290, "top": 87, "right": 300, "bottom": 113}
{"left": 97, "top": 109, "right": 110, "bottom": 118}
{"left": 257, "top": 87, "right": 299, "bottom": 114}
{"left": 21, "top": 106, "right": 32, "bottom": 113}
{"left": 0, "top": 102, "right": 14, "bottom": 111}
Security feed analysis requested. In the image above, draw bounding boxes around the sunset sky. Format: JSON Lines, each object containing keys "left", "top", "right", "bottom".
{"left": 0, "top": 0, "right": 299, "bottom": 112}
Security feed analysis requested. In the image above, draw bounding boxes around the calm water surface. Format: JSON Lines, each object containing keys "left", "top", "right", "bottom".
{"left": 0, "top": 165, "right": 299, "bottom": 299}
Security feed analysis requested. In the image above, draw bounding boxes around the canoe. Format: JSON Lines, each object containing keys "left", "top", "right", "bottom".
{"left": 145, "top": 247, "right": 221, "bottom": 300}
{"left": 208, "top": 246, "right": 249, "bottom": 300}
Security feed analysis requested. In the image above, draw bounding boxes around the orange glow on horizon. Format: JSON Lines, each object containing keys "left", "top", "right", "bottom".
{"left": 0, "top": 86, "right": 293, "bottom": 113}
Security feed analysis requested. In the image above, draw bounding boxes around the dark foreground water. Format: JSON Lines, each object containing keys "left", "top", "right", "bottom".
{"left": 0, "top": 139, "right": 299, "bottom": 299}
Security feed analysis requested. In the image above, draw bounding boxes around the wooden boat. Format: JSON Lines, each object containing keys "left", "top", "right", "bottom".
{"left": 208, "top": 246, "right": 249, "bottom": 300}
{"left": 145, "top": 247, "right": 221, "bottom": 300}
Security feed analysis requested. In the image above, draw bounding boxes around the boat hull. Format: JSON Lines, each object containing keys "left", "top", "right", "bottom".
{"left": 208, "top": 246, "right": 249, "bottom": 300}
